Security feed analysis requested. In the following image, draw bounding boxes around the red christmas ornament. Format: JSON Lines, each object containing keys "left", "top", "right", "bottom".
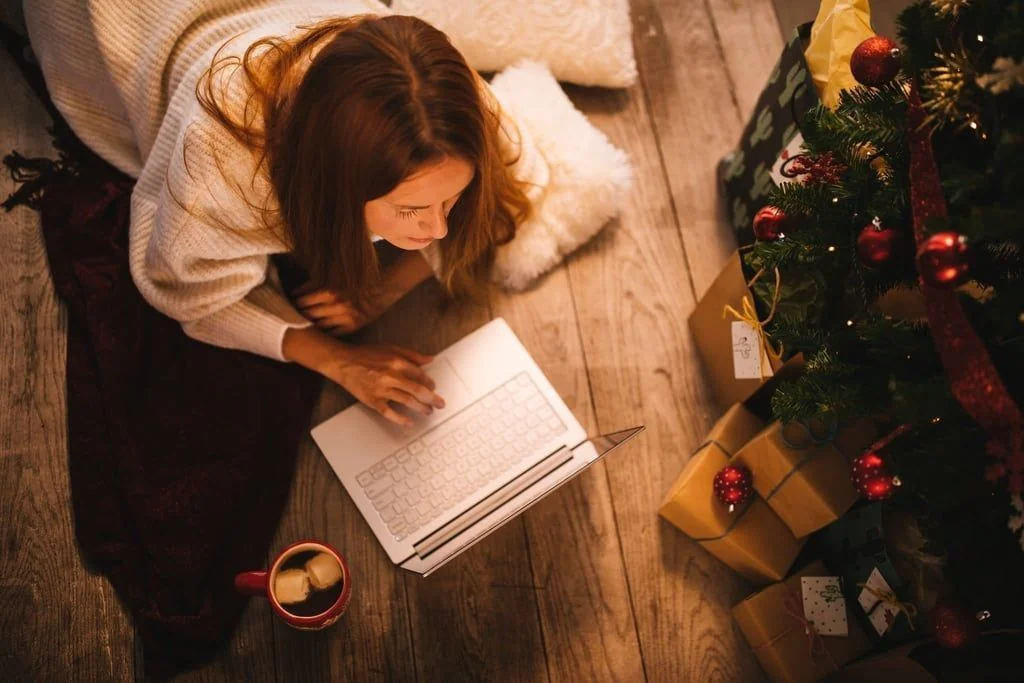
{"left": 752, "top": 205, "right": 790, "bottom": 241}
{"left": 856, "top": 218, "right": 899, "bottom": 266}
{"left": 931, "top": 599, "right": 987, "bottom": 649}
{"left": 851, "top": 36, "right": 902, "bottom": 87}
{"left": 916, "top": 231, "right": 971, "bottom": 288}
{"left": 851, "top": 452, "right": 901, "bottom": 501}
{"left": 713, "top": 464, "right": 753, "bottom": 512}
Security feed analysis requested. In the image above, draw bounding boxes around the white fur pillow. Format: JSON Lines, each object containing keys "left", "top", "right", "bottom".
{"left": 390, "top": 0, "right": 637, "bottom": 89}
{"left": 488, "top": 60, "right": 633, "bottom": 290}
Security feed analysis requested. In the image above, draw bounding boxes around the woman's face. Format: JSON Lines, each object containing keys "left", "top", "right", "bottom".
{"left": 364, "top": 156, "right": 475, "bottom": 250}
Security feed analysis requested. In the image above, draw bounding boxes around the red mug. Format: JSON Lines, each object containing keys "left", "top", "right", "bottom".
{"left": 234, "top": 540, "right": 352, "bottom": 630}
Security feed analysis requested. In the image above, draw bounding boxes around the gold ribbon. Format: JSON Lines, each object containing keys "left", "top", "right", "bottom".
{"left": 722, "top": 267, "right": 784, "bottom": 381}
{"left": 857, "top": 582, "right": 918, "bottom": 631}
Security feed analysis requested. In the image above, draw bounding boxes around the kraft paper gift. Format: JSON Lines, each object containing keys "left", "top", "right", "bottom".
{"left": 730, "top": 419, "right": 877, "bottom": 538}
{"left": 688, "top": 252, "right": 799, "bottom": 411}
{"left": 659, "top": 404, "right": 805, "bottom": 585}
{"left": 733, "top": 560, "right": 873, "bottom": 683}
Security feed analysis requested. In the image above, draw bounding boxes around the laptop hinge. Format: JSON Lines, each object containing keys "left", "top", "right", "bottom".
{"left": 412, "top": 445, "right": 574, "bottom": 559}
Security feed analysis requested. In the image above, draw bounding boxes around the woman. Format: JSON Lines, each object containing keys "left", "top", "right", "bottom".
{"left": 25, "top": 1, "right": 544, "bottom": 427}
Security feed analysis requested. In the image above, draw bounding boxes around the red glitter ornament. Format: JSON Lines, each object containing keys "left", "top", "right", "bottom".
{"left": 713, "top": 464, "right": 753, "bottom": 512}
{"left": 851, "top": 452, "right": 901, "bottom": 501}
{"left": 916, "top": 231, "right": 971, "bottom": 288}
{"left": 851, "top": 36, "right": 902, "bottom": 87}
{"left": 857, "top": 218, "right": 899, "bottom": 266}
{"left": 931, "top": 599, "right": 988, "bottom": 649}
{"left": 753, "top": 205, "right": 790, "bottom": 241}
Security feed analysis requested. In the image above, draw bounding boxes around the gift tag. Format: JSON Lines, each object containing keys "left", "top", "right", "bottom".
{"left": 731, "top": 321, "right": 774, "bottom": 380}
{"left": 858, "top": 567, "right": 899, "bottom": 636}
{"left": 801, "top": 576, "right": 848, "bottom": 636}
{"left": 770, "top": 132, "right": 807, "bottom": 187}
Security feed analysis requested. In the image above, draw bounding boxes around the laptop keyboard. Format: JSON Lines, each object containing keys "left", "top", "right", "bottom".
{"left": 354, "top": 372, "right": 567, "bottom": 542}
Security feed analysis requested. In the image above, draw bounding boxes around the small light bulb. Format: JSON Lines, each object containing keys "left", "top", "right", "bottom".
{"left": 969, "top": 120, "right": 979, "bottom": 130}
{"left": 827, "top": 245, "right": 836, "bottom": 253}
{"left": 832, "top": 197, "right": 839, "bottom": 204}
{"left": 931, "top": 416, "right": 941, "bottom": 424}
{"left": 846, "top": 320, "right": 854, "bottom": 327}
{"left": 977, "top": 34, "right": 984, "bottom": 42}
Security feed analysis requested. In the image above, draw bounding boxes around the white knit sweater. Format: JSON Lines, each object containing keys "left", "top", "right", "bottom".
{"left": 24, "top": 0, "right": 546, "bottom": 361}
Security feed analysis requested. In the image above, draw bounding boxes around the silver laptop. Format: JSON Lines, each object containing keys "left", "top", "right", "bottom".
{"left": 311, "top": 317, "right": 644, "bottom": 576}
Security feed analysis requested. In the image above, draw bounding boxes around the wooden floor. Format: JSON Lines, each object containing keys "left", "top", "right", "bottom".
{"left": 0, "top": 0, "right": 905, "bottom": 680}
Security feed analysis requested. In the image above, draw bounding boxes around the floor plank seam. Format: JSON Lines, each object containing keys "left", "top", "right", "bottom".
{"left": 518, "top": 515, "right": 553, "bottom": 683}
{"left": 563, "top": 260, "right": 650, "bottom": 683}
{"left": 630, "top": 26, "right": 699, "bottom": 304}
{"left": 701, "top": 0, "right": 744, "bottom": 121}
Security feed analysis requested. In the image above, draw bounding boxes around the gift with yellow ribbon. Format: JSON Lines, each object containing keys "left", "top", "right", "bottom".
{"left": 689, "top": 252, "right": 797, "bottom": 411}
{"left": 659, "top": 404, "right": 805, "bottom": 585}
{"left": 733, "top": 560, "right": 873, "bottom": 683}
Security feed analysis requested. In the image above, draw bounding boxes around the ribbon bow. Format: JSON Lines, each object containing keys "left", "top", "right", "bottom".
{"left": 857, "top": 582, "right": 918, "bottom": 630}
{"left": 722, "top": 267, "right": 784, "bottom": 381}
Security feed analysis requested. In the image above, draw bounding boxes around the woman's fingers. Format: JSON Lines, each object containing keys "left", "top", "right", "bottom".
{"left": 301, "top": 302, "right": 349, "bottom": 320}
{"left": 383, "top": 372, "right": 442, "bottom": 409}
{"left": 383, "top": 389, "right": 433, "bottom": 417}
{"left": 295, "top": 289, "right": 339, "bottom": 308}
{"left": 389, "top": 345, "right": 434, "bottom": 366}
{"left": 373, "top": 400, "right": 414, "bottom": 428}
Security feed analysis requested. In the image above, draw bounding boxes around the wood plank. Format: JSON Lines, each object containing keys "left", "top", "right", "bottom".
{"left": 270, "top": 388, "right": 418, "bottom": 682}
{"left": 560, "top": 37, "right": 766, "bottom": 683}
{"left": 380, "top": 283, "right": 548, "bottom": 683}
{"left": 172, "top": 608, "right": 277, "bottom": 683}
{"left": 0, "top": 49, "right": 134, "bottom": 683}
{"left": 706, "top": 0, "right": 785, "bottom": 119}
{"left": 492, "top": 265, "right": 645, "bottom": 682}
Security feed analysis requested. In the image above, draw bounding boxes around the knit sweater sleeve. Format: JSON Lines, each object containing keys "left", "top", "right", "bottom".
{"left": 130, "top": 113, "right": 312, "bottom": 362}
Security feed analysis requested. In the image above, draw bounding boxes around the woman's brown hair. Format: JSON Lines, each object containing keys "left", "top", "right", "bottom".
{"left": 194, "top": 14, "right": 531, "bottom": 305}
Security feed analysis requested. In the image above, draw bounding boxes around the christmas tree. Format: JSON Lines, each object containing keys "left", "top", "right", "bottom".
{"left": 749, "top": 0, "right": 1024, "bottom": 625}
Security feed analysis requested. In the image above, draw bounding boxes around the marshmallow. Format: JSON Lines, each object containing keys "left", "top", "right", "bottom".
{"left": 273, "top": 568, "right": 311, "bottom": 605}
{"left": 305, "top": 552, "right": 343, "bottom": 590}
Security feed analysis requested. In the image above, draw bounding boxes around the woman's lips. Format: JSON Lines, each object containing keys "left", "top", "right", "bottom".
{"left": 408, "top": 236, "right": 433, "bottom": 244}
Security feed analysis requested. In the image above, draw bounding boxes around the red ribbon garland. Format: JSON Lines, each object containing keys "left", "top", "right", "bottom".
{"left": 906, "top": 82, "right": 1024, "bottom": 493}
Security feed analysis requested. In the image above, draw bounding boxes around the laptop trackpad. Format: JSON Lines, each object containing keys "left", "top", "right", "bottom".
{"left": 390, "top": 357, "right": 473, "bottom": 427}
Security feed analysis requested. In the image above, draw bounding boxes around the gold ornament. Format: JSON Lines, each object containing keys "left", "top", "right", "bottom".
{"left": 922, "top": 46, "right": 978, "bottom": 131}
{"left": 929, "top": 0, "right": 971, "bottom": 17}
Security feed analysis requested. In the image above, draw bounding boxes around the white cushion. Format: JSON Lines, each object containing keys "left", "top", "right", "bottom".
{"left": 488, "top": 60, "right": 633, "bottom": 290}
{"left": 390, "top": 0, "right": 637, "bottom": 89}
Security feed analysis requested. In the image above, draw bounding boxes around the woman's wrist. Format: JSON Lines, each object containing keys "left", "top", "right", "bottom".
{"left": 282, "top": 325, "right": 348, "bottom": 373}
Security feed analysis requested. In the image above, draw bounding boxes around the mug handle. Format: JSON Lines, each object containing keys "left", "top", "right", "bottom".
{"left": 234, "top": 570, "right": 268, "bottom": 597}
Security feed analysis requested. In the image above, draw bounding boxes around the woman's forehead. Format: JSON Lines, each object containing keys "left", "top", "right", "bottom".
{"left": 385, "top": 156, "right": 475, "bottom": 208}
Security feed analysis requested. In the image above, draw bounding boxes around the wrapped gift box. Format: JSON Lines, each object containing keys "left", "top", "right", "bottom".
{"left": 688, "top": 252, "right": 801, "bottom": 411}
{"left": 816, "top": 503, "right": 923, "bottom": 644}
{"left": 730, "top": 419, "right": 877, "bottom": 538}
{"left": 659, "top": 404, "right": 805, "bottom": 585}
{"left": 733, "top": 560, "right": 872, "bottom": 683}
{"left": 718, "top": 23, "right": 819, "bottom": 247}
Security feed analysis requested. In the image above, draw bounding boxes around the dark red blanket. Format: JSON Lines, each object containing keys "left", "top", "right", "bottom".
{"left": 3, "top": 26, "right": 321, "bottom": 679}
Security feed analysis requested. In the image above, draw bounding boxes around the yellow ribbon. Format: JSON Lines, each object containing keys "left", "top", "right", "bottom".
{"left": 857, "top": 582, "right": 918, "bottom": 631}
{"left": 722, "top": 267, "right": 784, "bottom": 381}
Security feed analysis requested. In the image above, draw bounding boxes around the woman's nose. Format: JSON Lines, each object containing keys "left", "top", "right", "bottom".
{"left": 421, "top": 205, "right": 448, "bottom": 240}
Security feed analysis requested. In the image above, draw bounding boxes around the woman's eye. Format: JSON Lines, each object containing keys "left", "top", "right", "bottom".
{"left": 397, "top": 208, "right": 420, "bottom": 219}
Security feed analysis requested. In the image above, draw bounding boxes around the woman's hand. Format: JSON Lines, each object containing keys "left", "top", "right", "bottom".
{"left": 282, "top": 327, "right": 445, "bottom": 427}
{"left": 323, "top": 344, "right": 447, "bottom": 427}
{"left": 293, "top": 285, "right": 379, "bottom": 336}
{"left": 291, "top": 252, "right": 435, "bottom": 336}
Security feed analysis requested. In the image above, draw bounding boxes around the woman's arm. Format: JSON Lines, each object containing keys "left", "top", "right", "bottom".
{"left": 294, "top": 251, "right": 435, "bottom": 335}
